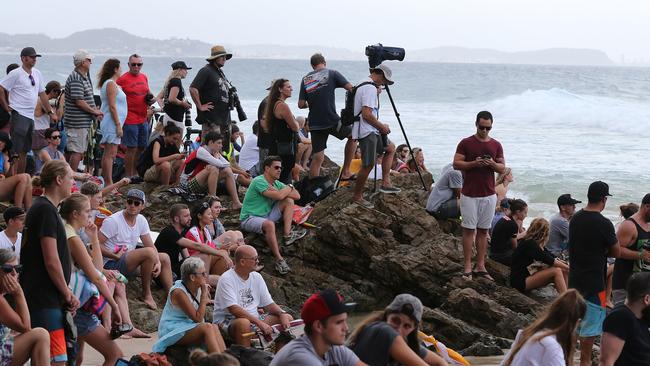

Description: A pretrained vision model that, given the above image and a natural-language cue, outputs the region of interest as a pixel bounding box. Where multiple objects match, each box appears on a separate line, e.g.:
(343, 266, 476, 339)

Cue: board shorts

(311, 124, 352, 154)
(31, 308, 68, 363)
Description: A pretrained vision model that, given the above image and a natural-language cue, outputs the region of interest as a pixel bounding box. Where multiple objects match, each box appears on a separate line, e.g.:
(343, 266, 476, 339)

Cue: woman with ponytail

(500, 289, 586, 366)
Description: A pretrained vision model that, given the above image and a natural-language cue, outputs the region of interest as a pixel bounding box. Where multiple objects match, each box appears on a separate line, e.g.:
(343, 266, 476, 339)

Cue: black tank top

(612, 218, 650, 290)
(270, 101, 294, 143)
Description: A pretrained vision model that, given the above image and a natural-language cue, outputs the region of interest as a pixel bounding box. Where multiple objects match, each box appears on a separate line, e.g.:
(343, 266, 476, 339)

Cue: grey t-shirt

(270, 335, 360, 366)
(547, 213, 569, 255)
(298, 68, 349, 130)
(426, 164, 463, 212)
(350, 321, 427, 366)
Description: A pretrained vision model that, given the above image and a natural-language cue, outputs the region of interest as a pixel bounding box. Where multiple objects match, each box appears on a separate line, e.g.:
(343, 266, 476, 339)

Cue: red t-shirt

(455, 135, 504, 197)
(116, 72, 149, 125)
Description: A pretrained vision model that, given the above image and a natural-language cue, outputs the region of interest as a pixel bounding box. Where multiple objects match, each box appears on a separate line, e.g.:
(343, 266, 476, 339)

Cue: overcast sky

(3, 0, 650, 61)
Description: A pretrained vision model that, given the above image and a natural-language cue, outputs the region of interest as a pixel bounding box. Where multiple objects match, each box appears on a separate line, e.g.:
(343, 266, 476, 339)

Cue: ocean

(2, 54, 649, 222)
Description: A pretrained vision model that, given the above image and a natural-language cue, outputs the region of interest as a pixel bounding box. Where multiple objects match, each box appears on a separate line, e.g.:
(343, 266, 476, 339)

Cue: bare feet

(126, 327, 151, 338)
(231, 203, 243, 210)
(142, 296, 158, 310)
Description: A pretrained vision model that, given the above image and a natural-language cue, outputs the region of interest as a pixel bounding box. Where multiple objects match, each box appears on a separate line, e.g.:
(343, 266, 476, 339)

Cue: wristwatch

(287, 184, 294, 190)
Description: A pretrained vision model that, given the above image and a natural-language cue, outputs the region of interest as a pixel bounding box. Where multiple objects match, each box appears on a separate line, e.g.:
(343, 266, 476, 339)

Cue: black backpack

(226, 345, 273, 366)
(340, 81, 376, 126)
(295, 175, 335, 206)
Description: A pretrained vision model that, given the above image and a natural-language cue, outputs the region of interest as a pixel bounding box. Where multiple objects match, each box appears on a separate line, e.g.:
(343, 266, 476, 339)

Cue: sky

(3, 0, 650, 62)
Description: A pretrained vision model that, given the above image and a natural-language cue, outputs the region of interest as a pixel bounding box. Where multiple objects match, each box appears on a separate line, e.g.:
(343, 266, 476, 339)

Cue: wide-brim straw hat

(206, 45, 232, 61)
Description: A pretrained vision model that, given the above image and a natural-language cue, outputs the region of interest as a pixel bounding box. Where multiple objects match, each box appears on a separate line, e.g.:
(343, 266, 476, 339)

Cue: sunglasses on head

(478, 125, 492, 131)
(130, 63, 143, 67)
(28, 74, 35, 86)
(126, 199, 142, 207)
(1, 264, 22, 274)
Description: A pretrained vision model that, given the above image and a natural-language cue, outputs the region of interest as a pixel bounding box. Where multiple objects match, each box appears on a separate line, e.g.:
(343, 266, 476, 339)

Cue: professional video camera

(365, 43, 405, 68)
(228, 86, 248, 122)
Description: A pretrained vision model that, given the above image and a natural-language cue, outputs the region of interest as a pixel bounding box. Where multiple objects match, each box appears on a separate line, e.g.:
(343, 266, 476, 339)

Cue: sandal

(339, 174, 357, 182)
(472, 271, 494, 281)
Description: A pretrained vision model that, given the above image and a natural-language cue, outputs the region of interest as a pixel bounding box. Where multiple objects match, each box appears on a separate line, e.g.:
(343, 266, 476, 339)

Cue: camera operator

(351, 64, 401, 209)
(190, 45, 236, 149)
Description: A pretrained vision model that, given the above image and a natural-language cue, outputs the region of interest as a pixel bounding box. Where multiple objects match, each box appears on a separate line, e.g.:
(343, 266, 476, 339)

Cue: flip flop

(339, 174, 357, 182)
(472, 271, 494, 281)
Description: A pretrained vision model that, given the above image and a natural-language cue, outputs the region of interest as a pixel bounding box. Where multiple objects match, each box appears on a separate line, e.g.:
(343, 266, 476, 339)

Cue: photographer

(351, 64, 401, 209)
(190, 45, 237, 149)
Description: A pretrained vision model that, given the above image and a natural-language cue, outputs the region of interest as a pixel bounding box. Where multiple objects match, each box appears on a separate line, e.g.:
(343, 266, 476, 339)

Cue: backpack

(225, 345, 273, 366)
(295, 175, 335, 206)
(339, 81, 376, 126)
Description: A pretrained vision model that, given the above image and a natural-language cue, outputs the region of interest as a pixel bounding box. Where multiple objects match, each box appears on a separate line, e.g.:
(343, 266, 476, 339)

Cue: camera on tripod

(228, 86, 248, 122)
(365, 43, 405, 68)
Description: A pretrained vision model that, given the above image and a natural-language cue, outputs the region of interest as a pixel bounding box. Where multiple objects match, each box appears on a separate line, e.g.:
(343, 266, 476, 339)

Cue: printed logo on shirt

(636, 238, 650, 272)
(239, 288, 254, 308)
(303, 69, 329, 94)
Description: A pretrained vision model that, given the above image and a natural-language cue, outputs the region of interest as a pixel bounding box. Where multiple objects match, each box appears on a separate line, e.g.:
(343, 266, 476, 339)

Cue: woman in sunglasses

(153, 256, 226, 354)
(34, 127, 65, 175)
(348, 294, 447, 366)
(32, 81, 63, 153)
(398, 148, 429, 175)
(0, 248, 51, 366)
(0, 131, 32, 209)
(185, 201, 233, 287)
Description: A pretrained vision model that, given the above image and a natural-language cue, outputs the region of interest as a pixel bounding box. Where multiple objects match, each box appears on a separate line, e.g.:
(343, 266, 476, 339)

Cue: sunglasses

(130, 63, 143, 67)
(28, 74, 35, 86)
(126, 199, 142, 207)
(50, 135, 61, 140)
(478, 125, 492, 131)
(272, 166, 282, 171)
(1, 264, 22, 274)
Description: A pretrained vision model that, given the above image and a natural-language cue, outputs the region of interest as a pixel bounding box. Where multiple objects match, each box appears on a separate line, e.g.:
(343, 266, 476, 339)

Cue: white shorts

(460, 194, 497, 230)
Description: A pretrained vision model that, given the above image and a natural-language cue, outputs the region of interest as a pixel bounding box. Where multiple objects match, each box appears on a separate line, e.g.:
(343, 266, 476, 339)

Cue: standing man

(569, 181, 620, 366)
(351, 64, 401, 208)
(547, 193, 582, 257)
(190, 45, 234, 144)
(64, 49, 102, 172)
(611, 193, 650, 306)
(117, 54, 153, 178)
(20, 160, 79, 365)
(600, 272, 650, 366)
(453, 111, 506, 281)
(0, 47, 58, 174)
(297, 53, 354, 179)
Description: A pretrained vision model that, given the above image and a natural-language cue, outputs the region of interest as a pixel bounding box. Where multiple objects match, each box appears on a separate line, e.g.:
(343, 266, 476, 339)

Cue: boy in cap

(99, 188, 173, 310)
(547, 193, 582, 257)
(0, 206, 25, 260)
(568, 181, 620, 366)
(270, 289, 363, 366)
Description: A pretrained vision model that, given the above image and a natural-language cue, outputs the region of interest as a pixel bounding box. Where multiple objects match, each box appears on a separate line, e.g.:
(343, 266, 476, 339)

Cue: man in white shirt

(0, 207, 25, 261)
(351, 64, 400, 209)
(0, 47, 58, 174)
(238, 121, 260, 177)
(98, 189, 173, 310)
(213, 244, 293, 346)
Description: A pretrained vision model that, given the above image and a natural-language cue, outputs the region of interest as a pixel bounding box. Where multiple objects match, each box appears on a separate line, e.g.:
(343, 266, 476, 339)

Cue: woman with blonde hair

(509, 218, 570, 294)
(500, 289, 586, 366)
(158, 61, 192, 134)
(495, 167, 513, 206)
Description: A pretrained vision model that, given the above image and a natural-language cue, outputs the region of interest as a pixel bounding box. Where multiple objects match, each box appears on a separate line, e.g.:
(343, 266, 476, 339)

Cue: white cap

(371, 64, 394, 85)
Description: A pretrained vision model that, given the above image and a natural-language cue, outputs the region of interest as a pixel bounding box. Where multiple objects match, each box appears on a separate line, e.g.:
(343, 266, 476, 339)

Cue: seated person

(547, 193, 581, 257)
(0, 207, 25, 260)
(80, 180, 148, 338)
(99, 189, 173, 310)
(490, 198, 510, 235)
(489, 198, 527, 266)
(0, 132, 32, 209)
(0, 249, 51, 366)
(212, 245, 293, 347)
(188, 350, 239, 366)
(206, 196, 244, 254)
(239, 156, 306, 274)
(271, 289, 362, 366)
(59, 193, 124, 365)
(180, 132, 242, 209)
(184, 201, 233, 286)
(230, 124, 244, 152)
(222, 127, 252, 188)
(238, 121, 260, 177)
(397, 147, 429, 174)
(392, 144, 408, 171)
(137, 124, 184, 186)
(348, 294, 447, 366)
(35, 128, 65, 175)
(510, 218, 569, 294)
(153, 257, 226, 354)
(425, 163, 462, 220)
(295, 116, 312, 170)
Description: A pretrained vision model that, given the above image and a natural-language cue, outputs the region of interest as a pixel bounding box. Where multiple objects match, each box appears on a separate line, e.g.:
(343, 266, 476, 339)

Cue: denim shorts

(240, 203, 282, 234)
(122, 122, 149, 148)
(73, 310, 100, 338)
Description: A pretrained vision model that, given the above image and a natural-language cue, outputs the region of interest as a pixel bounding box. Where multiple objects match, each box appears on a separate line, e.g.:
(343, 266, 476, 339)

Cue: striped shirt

(64, 69, 95, 129)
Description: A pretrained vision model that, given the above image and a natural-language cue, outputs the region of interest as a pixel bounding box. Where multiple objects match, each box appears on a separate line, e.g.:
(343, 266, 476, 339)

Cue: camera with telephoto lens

(365, 43, 406, 68)
(228, 86, 248, 122)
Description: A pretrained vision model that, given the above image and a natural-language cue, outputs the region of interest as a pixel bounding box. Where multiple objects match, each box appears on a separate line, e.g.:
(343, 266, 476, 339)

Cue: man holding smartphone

(453, 111, 506, 281)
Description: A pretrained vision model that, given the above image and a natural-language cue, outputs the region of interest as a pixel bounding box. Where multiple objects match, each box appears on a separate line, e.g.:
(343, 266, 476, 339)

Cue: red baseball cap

(301, 289, 356, 325)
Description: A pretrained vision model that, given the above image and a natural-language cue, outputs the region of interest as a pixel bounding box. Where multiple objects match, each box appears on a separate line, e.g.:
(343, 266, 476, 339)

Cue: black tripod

(384, 84, 428, 190)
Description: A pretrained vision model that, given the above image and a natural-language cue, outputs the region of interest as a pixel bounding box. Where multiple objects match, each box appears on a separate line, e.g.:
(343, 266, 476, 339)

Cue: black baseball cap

(587, 181, 612, 200)
(557, 194, 581, 206)
(171, 61, 191, 70)
(20, 47, 41, 58)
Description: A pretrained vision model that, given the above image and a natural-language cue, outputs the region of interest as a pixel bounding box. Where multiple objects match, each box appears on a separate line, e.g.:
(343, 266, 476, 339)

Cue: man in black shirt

(569, 180, 620, 366)
(600, 272, 650, 366)
(154, 203, 231, 285)
(20, 160, 79, 365)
